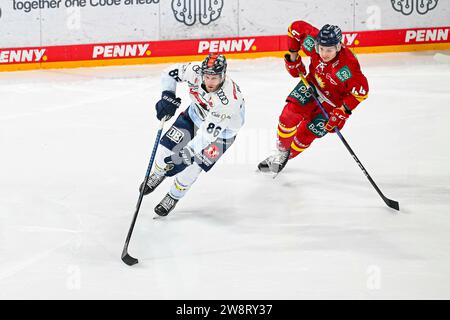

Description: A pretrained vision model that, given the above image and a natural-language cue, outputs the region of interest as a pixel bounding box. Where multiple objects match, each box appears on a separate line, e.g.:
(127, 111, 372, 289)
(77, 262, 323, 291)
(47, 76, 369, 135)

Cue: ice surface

(0, 51, 449, 299)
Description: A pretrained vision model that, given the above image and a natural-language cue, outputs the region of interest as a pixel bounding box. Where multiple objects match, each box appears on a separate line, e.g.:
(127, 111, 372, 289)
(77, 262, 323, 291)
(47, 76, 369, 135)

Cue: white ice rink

(1, 51, 449, 299)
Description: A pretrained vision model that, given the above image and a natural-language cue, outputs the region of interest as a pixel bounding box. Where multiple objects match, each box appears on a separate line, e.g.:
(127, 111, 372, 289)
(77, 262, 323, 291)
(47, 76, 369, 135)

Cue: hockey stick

(299, 74, 399, 211)
(121, 117, 167, 266)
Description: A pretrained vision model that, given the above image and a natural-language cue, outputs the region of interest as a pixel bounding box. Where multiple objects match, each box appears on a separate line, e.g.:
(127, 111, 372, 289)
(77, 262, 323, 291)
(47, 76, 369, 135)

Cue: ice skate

(154, 193, 179, 216)
(258, 149, 291, 175)
(139, 173, 166, 195)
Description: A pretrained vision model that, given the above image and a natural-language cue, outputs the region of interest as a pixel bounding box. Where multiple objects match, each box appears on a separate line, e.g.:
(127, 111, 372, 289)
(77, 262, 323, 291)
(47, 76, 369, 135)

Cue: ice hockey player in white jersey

(140, 53, 245, 216)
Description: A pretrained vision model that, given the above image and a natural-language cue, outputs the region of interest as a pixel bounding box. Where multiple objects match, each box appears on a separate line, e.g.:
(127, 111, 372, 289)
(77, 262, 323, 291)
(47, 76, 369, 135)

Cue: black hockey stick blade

(384, 197, 400, 211)
(121, 251, 139, 266)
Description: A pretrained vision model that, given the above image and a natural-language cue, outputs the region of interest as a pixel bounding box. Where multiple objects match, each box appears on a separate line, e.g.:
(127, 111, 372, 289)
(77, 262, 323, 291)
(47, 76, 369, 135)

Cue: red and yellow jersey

(287, 20, 369, 111)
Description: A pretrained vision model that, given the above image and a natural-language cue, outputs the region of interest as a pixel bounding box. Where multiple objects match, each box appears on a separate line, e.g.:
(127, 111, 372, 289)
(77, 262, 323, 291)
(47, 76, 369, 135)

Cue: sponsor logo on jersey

(307, 114, 327, 137)
(92, 44, 150, 59)
(166, 127, 184, 144)
(326, 73, 338, 85)
(336, 66, 353, 82)
(211, 111, 232, 120)
(289, 82, 312, 105)
(308, 122, 327, 137)
(198, 39, 256, 53)
(303, 35, 316, 52)
(216, 88, 229, 105)
(204, 145, 220, 159)
(405, 28, 448, 43)
(0, 49, 46, 64)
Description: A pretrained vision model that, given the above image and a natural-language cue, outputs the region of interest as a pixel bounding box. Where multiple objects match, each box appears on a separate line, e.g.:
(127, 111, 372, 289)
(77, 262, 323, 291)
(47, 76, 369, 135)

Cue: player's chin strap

(299, 73, 399, 211)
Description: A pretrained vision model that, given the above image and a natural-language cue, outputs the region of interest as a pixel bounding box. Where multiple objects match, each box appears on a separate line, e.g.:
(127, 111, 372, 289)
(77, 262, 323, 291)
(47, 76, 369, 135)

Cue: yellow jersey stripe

(278, 124, 297, 132)
(351, 93, 368, 102)
(291, 142, 306, 152)
(278, 129, 297, 138)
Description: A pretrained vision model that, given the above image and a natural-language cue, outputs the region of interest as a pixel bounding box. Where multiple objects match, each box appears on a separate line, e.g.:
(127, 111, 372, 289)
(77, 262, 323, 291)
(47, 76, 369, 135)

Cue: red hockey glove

(325, 108, 350, 132)
(284, 53, 306, 78)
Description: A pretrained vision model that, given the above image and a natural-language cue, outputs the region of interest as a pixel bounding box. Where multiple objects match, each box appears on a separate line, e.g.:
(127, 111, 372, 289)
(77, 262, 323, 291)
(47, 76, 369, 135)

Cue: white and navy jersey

(161, 62, 245, 155)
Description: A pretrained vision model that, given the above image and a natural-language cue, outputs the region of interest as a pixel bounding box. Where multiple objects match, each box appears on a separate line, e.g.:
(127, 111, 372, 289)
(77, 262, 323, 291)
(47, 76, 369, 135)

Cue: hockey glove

(284, 53, 306, 78)
(178, 147, 195, 166)
(163, 147, 195, 177)
(155, 90, 181, 121)
(325, 107, 350, 132)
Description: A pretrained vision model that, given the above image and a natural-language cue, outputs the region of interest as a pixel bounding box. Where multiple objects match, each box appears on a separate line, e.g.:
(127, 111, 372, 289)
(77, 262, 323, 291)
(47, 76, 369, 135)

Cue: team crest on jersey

(303, 35, 316, 52)
(316, 61, 327, 74)
(166, 127, 184, 144)
(336, 66, 353, 82)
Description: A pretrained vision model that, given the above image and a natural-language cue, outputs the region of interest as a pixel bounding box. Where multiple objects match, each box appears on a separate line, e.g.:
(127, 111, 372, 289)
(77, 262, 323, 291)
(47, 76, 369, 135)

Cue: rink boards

(1, 26, 449, 72)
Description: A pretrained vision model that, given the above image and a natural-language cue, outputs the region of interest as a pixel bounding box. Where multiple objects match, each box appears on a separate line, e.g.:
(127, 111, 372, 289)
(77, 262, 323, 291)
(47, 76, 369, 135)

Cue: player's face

(203, 74, 223, 92)
(318, 45, 338, 62)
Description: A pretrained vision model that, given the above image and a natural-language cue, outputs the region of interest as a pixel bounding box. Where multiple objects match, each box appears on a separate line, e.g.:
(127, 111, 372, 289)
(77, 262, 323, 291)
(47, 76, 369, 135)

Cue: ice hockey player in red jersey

(258, 21, 369, 174)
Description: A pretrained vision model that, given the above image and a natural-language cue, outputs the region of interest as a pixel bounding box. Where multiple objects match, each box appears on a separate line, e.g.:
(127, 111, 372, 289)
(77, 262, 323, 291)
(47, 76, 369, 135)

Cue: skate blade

(256, 168, 273, 175)
(256, 167, 281, 178)
(262, 164, 282, 178)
